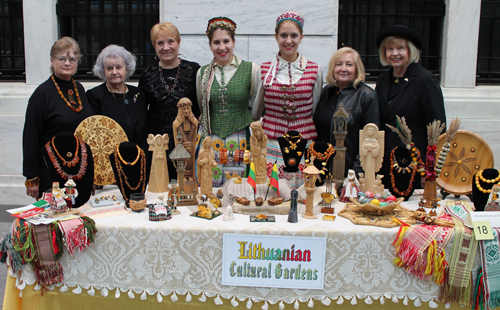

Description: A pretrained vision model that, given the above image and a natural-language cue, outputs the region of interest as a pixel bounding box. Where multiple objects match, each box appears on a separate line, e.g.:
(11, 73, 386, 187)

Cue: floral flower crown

(206, 17, 237, 35)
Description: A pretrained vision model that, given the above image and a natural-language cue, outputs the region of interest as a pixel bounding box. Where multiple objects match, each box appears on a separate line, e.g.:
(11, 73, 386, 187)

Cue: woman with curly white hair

(87, 44, 148, 150)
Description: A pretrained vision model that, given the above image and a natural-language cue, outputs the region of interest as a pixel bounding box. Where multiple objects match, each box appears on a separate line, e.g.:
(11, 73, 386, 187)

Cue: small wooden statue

(359, 123, 384, 194)
(148, 134, 170, 193)
(303, 161, 320, 219)
(172, 97, 198, 181)
(339, 169, 360, 203)
(250, 121, 268, 184)
(197, 136, 217, 196)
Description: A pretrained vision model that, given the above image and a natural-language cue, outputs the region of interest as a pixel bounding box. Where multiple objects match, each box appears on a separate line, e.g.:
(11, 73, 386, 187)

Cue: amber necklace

(116, 145, 141, 166)
(475, 170, 500, 193)
(45, 137, 88, 180)
(114, 148, 146, 201)
(389, 147, 417, 197)
(51, 136, 80, 167)
(307, 142, 335, 161)
(283, 132, 302, 154)
(51, 74, 83, 112)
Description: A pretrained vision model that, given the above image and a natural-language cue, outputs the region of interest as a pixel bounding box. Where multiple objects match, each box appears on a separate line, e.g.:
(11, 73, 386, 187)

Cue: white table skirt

(11, 187, 480, 308)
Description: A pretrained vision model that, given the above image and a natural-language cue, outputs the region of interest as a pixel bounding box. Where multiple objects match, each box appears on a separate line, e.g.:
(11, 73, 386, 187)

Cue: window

(477, 0, 500, 84)
(57, 0, 159, 80)
(338, 0, 445, 81)
(0, 0, 24, 81)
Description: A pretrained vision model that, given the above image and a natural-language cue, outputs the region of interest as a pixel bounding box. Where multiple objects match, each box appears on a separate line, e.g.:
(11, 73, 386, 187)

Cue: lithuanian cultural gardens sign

(222, 234, 327, 289)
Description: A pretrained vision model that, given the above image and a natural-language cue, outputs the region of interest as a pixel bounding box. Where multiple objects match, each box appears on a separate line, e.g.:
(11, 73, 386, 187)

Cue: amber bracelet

(219, 148, 228, 165)
(234, 150, 240, 164)
(239, 149, 244, 163)
(25, 176, 40, 188)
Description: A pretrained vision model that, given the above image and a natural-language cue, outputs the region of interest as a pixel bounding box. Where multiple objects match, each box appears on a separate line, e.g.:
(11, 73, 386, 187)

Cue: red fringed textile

(58, 218, 89, 255)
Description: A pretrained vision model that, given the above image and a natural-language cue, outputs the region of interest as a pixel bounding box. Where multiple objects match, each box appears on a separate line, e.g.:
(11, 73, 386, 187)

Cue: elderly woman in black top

(313, 47, 380, 177)
(375, 25, 446, 189)
(23, 37, 93, 199)
(139, 22, 200, 179)
(87, 44, 148, 151)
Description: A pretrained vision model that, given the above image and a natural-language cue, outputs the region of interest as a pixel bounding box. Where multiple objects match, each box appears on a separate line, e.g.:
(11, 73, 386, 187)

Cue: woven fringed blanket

(392, 213, 454, 284)
(32, 224, 64, 286)
(439, 200, 479, 306)
(474, 227, 500, 310)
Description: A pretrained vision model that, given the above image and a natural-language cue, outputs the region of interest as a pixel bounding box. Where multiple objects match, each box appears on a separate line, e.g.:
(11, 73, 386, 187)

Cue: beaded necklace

(306, 142, 335, 175)
(51, 74, 83, 112)
(389, 147, 417, 197)
(51, 136, 79, 167)
(45, 137, 88, 180)
(475, 170, 500, 194)
(158, 58, 181, 96)
(113, 147, 146, 201)
(106, 82, 128, 103)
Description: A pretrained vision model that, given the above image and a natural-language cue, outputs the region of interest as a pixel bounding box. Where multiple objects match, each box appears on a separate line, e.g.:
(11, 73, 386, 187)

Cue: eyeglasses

(55, 56, 78, 64)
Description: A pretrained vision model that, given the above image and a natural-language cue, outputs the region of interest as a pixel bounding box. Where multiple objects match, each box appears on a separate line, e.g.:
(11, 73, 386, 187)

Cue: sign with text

(465, 211, 500, 229)
(222, 234, 327, 290)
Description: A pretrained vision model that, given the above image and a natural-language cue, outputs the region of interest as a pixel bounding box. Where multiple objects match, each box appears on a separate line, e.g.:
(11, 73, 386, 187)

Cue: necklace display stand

(278, 131, 307, 173)
(389, 146, 416, 201)
(472, 168, 500, 211)
(109, 142, 147, 202)
(43, 133, 94, 208)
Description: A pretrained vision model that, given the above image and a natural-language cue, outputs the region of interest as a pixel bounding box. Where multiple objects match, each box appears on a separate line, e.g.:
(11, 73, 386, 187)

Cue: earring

(155, 55, 158, 60)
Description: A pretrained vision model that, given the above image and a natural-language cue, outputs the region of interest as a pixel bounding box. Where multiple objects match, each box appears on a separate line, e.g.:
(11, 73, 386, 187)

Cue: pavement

(0, 206, 24, 308)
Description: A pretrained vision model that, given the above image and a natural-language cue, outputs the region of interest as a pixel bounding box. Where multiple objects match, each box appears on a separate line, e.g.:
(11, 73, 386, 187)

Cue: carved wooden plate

(436, 130, 494, 195)
(75, 116, 128, 185)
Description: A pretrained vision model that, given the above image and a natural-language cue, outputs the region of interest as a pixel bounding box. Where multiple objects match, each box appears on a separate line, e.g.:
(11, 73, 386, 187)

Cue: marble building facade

(1, 0, 499, 205)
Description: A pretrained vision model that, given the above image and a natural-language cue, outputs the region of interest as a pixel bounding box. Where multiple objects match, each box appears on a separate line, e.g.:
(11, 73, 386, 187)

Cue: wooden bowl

(348, 197, 404, 215)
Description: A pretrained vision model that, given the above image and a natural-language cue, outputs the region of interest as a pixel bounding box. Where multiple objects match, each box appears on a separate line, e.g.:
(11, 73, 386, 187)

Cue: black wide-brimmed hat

(375, 25, 423, 50)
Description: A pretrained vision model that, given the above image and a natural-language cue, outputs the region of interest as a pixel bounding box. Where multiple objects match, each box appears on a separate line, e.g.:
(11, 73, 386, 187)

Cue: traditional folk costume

(253, 54, 323, 189)
(197, 55, 259, 187)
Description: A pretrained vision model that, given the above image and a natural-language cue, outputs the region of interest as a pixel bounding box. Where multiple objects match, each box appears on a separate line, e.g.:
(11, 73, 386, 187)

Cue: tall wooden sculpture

(250, 121, 268, 184)
(359, 123, 384, 194)
(332, 104, 349, 190)
(148, 134, 169, 193)
(172, 97, 198, 181)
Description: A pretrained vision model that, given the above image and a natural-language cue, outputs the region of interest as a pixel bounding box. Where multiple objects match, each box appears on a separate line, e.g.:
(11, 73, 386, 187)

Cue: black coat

(376, 62, 446, 187)
(314, 82, 380, 176)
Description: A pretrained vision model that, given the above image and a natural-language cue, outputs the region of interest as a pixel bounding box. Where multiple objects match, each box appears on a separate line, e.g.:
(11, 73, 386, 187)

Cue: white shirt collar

(277, 54, 306, 71)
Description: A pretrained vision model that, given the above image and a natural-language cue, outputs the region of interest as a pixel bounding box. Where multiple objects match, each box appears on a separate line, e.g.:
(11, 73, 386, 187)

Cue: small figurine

(288, 189, 298, 223)
(167, 180, 181, 215)
(154, 194, 170, 216)
(222, 205, 235, 222)
(303, 160, 320, 219)
(50, 182, 68, 213)
(64, 177, 78, 209)
(339, 169, 360, 203)
(486, 184, 500, 211)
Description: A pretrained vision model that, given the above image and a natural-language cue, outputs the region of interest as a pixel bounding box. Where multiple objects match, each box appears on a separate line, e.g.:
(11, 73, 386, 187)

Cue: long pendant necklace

(306, 142, 335, 175)
(51, 75, 83, 112)
(45, 137, 88, 180)
(106, 82, 128, 104)
(158, 58, 181, 96)
(389, 147, 417, 196)
(283, 132, 302, 154)
(114, 146, 146, 201)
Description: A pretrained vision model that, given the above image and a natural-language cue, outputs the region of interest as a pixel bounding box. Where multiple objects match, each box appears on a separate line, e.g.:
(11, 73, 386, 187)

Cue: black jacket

(376, 62, 446, 187)
(314, 82, 380, 176)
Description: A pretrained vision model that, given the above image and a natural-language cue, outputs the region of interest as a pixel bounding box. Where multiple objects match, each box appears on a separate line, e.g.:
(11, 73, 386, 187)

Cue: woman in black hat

(375, 25, 446, 190)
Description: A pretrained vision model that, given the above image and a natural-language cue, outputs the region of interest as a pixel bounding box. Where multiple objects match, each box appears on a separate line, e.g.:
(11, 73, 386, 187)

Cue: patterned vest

(260, 61, 319, 140)
(201, 60, 253, 139)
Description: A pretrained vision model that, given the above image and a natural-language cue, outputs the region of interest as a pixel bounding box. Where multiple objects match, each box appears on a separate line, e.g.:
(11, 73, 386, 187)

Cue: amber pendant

(297, 151, 302, 156)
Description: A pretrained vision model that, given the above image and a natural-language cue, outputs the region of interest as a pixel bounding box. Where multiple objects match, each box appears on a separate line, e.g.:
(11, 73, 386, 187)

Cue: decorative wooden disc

(436, 130, 494, 195)
(75, 116, 128, 185)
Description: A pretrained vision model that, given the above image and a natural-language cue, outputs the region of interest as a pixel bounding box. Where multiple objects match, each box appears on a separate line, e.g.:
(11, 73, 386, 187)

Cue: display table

(2, 188, 478, 310)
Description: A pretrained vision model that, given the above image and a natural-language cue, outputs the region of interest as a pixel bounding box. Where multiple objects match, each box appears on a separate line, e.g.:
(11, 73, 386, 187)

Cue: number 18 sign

(465, 211, 500, 240)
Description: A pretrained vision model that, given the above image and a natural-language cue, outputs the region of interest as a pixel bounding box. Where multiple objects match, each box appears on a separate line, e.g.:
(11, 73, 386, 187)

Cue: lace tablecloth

(12, 189, 479, 308)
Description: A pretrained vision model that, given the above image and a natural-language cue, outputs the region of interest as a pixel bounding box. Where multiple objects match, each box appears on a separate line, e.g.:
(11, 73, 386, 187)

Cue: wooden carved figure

(148, 133, 169, 193)
(172, 97, 198, 181)
(250, 121, 268, 184)
(359, 123, 384, 193)
(303, 161, 320, 219)
(197, 136, 217, 196)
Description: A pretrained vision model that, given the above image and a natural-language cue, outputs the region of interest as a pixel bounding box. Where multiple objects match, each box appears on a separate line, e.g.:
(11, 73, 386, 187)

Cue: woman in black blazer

(375, 25, 446, 190)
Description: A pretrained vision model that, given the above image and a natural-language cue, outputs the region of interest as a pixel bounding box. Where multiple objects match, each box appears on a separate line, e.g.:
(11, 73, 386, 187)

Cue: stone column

(440, 0, 481, 88)
(23, 0, 58, 85)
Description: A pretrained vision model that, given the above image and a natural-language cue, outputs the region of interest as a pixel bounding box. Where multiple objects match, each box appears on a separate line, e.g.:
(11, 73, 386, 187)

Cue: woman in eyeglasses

(22, 37, 93, 200)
